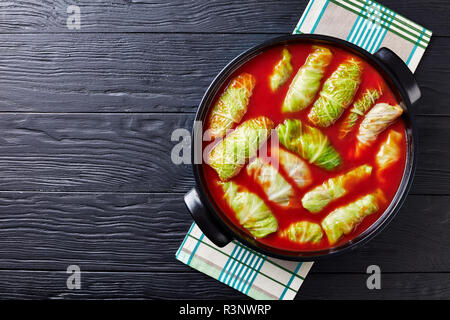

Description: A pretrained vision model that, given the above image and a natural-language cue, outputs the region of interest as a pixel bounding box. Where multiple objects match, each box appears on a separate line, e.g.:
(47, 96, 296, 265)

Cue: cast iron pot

(185, 34, 419, 261)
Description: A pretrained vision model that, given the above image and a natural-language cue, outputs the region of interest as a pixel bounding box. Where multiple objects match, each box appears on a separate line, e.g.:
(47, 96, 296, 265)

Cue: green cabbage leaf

(356, 103, 403, 149)
(321, 190, 384, 245)
(207, 73, 256, 140)
(302, 165, 372, 213)
(308, 58, 362, 127)
(247, 157, 294, 206)
(220, 181, 278, 238)
(208, 116, 274, 181)
(282, 46, 332, 113)
(276, 119, 341, 170)
(269, 48, 293, 92)
(339, 87, 381, 139)
(280, 221, 323, 244)
(274, 147, 313, 189)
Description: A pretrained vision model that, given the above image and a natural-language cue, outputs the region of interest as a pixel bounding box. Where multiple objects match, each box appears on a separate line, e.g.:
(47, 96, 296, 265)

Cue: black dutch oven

(184, 34, 420, 261)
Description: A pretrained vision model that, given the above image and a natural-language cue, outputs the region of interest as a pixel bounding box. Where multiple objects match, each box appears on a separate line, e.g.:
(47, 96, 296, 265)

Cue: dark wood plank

(0, 33, 269, 113)
(415, 116, 450, 194)
(0, 0, 446, 36)
(0, 113, 192, 192)
(0, 270, 243, 299)
(0, 113, 444, 194)
(414, 36, 450, 115)
(0, 33, 445, 115)
(0, 192, 448, 273)
(0, 192, 191, 271)
(0, 270, 448, 299)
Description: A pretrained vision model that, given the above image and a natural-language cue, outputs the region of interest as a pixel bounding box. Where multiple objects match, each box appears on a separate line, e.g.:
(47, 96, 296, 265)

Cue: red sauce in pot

(201, 43, 407, 252)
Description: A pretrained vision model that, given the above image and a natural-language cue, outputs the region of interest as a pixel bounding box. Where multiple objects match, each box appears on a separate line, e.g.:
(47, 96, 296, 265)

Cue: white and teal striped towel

(176, 0, 431, 300)
(294, 0, 431, 72)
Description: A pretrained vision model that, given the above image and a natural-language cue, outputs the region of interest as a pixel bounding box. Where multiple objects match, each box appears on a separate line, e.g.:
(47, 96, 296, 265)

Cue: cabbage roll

(207, 73, 256, 140)
(339, 87, 382, 139)
(276, 119, 341, 170)
(356, 103, 403, 156)
(280, 221, 323, 244)
(321, 190, 385, 245)
(282, 46, 332, 113)
(208, 116, 274, 181)
(308, 58, 362, 127)
(271, 147, 313, 189)
(269, 48, 293, 92)
(247, 157, 294, 206)
(376, 130, 403, 175)
(302, 165, 372, 213)
(220, 181, 278, 238)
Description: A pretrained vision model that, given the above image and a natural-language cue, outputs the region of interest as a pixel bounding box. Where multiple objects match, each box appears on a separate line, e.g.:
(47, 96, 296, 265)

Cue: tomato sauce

(201, 44, 407, 252)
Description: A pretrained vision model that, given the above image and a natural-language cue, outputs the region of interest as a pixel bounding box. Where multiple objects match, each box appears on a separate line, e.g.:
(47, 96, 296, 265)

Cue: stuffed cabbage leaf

(207, 73, 256, 140)
(208, 116, 274, 181)
(282, 46, 332, 113)
(321, 190, 385, 245)
(247, 157, 294, 207)
(302, 165, 372, 213)
(280, 221, 323, 244)
(276, 119, 341, 170)
(376, 130, 403, 180)
(271, 147, 313, 189)
(269, 48, 293, 92)
(220, 181, 278, 238)
(355, 103, 403, 157)
(308, 58, 362, 127)
(339, 87, 382, 139)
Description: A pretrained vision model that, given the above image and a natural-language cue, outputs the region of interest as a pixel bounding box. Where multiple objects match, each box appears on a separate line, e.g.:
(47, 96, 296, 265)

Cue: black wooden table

(0, 0, 448, 299)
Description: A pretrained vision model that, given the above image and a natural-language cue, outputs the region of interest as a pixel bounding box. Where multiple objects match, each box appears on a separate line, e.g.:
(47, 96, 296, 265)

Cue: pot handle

(374, 47, 421, 106)
(184, 188, 232, 247)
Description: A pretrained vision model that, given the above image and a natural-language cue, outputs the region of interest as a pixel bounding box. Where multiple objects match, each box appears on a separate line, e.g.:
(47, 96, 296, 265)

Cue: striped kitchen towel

(176, 223, 313, 300)
(294, 0, 432, 72)
(176, 0, 431, 300)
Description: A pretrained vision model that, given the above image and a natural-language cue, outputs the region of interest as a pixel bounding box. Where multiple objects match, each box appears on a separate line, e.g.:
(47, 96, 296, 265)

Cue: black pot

(185, 34, 419, 261)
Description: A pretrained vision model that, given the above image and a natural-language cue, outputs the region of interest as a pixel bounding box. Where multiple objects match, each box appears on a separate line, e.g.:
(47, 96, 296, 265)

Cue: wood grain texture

(0, 192, 448, 274)
(0, 33, 446, 115)
(298, 272, 450, 300)
(0, 113, 192, 192)
(0, 192, 191, 272)
(0, 270, 242, 300)
(0, 270, 449, 299)
(0, 0, 447, 300)
(0, 0, 447, 36)
(0, 33, 267, 113)
(0, 113, 444, 194)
